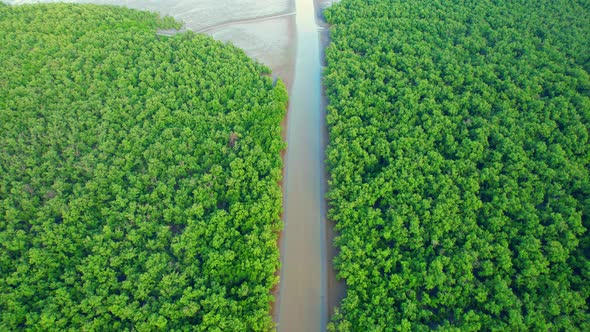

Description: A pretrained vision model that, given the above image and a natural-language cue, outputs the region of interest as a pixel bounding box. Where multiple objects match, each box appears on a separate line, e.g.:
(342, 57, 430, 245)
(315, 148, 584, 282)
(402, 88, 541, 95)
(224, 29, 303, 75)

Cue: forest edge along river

(4, 0, 345, 330)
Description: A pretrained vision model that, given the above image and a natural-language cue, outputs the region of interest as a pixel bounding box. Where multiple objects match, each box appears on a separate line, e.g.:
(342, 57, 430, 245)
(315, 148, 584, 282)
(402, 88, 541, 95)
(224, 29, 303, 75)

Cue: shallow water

(209, 16, 295, 87)
(275, 0, 327, 330)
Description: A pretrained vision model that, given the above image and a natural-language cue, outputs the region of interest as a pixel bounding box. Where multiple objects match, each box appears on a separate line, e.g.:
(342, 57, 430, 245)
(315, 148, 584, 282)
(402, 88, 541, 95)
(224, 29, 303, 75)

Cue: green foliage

(0, 4, 286, 331)
(324, 0, 590, 330)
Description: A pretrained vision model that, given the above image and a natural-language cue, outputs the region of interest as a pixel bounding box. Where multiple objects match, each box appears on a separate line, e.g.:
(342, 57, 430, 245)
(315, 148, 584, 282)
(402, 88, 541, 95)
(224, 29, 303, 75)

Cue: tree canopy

(324, 0, 590, 330)
(0, 4, 287, 331)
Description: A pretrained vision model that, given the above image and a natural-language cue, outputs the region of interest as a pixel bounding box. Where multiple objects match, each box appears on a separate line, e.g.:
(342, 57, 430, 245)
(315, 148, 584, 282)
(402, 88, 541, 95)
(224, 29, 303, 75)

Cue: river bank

(5, 0, 343, 329)
(315, 0, 347, 324)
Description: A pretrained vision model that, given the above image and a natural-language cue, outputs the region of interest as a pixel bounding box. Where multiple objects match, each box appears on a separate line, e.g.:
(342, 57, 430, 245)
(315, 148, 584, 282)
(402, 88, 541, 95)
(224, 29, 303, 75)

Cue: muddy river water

(276, 0, 325, 329)
(5, 0, 344, 330)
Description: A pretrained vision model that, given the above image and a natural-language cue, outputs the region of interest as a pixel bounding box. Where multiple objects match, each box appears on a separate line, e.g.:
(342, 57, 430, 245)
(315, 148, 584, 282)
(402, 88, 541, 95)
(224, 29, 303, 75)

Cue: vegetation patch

(324, 0, 590, 330)
(0, 4, 286, 331)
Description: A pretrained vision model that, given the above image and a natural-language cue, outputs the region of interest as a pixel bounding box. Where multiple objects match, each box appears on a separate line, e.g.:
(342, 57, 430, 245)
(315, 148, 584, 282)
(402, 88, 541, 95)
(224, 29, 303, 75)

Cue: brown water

(209, 16, 295, 87)
(275, 0, 328, 330)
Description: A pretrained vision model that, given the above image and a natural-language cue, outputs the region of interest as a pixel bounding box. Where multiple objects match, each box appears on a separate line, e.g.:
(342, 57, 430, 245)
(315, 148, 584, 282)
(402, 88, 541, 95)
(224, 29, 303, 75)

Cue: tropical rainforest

(0, 3, 287, 331)
(324, 0, 590, 330)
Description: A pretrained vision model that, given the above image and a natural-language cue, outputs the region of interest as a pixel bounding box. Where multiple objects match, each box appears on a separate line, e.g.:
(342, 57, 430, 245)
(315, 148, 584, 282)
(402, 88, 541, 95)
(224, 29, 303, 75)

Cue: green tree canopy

(0, 4, 286, 331)
(324, 0, 590, 330)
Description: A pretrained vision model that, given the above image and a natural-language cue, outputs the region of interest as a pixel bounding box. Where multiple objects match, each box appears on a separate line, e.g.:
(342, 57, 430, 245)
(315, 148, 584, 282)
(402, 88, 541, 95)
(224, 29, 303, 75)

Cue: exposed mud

(209, 16, 296, 88)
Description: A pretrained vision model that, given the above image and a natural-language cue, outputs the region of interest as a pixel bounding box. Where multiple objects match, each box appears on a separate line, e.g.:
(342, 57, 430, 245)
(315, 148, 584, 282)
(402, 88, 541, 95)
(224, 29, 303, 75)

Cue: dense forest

(0, 3, 287, 330)
(324, 0, 590, 330)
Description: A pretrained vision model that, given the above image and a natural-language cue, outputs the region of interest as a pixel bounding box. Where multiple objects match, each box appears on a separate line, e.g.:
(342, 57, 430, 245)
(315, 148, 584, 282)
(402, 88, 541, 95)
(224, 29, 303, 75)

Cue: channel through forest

(1, 0, 589, 331)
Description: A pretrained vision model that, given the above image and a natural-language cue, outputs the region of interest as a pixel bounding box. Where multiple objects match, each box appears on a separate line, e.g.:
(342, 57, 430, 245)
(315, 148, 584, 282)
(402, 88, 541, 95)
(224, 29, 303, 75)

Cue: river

(275, 0, 326, 329)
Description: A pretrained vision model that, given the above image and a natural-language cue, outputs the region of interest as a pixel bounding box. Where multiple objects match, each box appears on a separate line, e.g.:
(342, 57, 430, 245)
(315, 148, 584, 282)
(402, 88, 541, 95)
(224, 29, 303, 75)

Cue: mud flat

(209, 16, 295, 88)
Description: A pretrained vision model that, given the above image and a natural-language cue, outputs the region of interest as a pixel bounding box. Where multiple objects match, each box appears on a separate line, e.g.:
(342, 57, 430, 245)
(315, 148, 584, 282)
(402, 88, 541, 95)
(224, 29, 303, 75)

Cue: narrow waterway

(276, 0, 327, 330)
